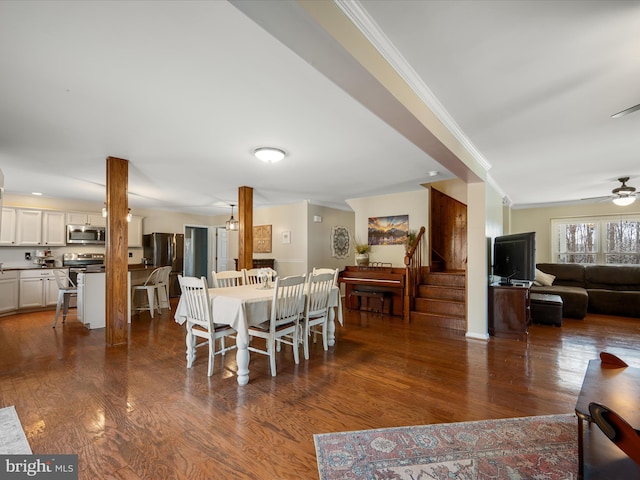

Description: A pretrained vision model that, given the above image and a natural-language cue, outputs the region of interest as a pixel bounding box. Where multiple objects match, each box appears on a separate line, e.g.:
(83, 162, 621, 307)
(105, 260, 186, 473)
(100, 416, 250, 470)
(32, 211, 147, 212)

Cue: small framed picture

(281, 230, 291, 244)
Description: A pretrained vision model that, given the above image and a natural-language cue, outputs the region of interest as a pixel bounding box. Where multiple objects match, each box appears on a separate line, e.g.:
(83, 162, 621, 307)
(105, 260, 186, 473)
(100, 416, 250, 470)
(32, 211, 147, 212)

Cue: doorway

(184, 226, 209, 280)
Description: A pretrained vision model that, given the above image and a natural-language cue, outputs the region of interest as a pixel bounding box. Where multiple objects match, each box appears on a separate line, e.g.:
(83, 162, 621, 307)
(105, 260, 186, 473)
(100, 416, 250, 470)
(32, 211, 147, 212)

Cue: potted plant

(353, 239, 370, 267)
(405, 229, 418, 253)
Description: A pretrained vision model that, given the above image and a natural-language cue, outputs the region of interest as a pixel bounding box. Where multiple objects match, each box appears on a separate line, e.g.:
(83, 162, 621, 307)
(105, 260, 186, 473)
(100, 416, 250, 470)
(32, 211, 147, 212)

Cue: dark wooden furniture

(575, 357, 640, 478)
(252, 258, 275, 269)
(349, 290, 390, 314)
(530, 292, 563, 326)
(338, 266, 405, 316)
(488, 283, 530, 340)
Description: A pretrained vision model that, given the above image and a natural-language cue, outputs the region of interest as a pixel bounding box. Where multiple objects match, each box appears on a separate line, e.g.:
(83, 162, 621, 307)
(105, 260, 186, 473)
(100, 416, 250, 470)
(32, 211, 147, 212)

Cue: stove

(63, 253, 105, 283)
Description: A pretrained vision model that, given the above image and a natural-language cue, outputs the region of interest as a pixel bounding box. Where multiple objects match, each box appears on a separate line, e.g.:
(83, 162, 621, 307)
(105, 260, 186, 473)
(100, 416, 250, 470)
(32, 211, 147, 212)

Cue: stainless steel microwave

(66, 225, 106, 244)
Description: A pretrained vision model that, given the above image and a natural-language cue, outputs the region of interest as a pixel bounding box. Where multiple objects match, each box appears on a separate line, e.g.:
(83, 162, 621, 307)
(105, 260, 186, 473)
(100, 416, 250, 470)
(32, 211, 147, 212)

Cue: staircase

(410, 269, 466, 331)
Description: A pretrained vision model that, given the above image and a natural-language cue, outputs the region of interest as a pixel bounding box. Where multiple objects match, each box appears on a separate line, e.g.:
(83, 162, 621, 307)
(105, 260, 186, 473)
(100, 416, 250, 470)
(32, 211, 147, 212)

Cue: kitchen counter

(1, 265, 65, 271)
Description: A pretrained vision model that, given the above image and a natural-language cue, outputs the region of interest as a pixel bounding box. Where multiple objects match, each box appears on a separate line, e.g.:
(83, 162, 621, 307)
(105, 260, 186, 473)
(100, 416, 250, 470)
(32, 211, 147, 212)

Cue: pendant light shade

(226, 204, 239, 231)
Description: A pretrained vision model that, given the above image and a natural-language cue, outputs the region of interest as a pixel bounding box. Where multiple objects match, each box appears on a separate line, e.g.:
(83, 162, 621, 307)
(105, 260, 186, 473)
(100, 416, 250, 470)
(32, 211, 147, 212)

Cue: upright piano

(338, 266, 405, 316)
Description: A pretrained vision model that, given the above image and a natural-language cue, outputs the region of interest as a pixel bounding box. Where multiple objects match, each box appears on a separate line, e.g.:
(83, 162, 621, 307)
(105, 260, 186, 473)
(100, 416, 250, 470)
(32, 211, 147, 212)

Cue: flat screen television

(492, 232, 536, 285)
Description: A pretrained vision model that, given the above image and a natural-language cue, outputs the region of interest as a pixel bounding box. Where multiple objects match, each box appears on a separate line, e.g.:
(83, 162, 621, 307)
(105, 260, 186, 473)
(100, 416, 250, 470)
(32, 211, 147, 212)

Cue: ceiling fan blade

(611, 103, 640, 118)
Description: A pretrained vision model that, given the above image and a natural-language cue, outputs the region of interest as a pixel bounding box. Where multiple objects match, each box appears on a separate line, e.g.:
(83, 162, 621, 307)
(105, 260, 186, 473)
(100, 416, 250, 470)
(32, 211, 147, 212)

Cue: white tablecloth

(174, 284, 342, 385)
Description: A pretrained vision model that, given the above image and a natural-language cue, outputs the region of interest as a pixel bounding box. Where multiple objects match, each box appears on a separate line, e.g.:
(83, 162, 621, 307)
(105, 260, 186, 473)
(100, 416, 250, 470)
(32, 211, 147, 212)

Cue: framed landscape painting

(368, 215, 408, 245)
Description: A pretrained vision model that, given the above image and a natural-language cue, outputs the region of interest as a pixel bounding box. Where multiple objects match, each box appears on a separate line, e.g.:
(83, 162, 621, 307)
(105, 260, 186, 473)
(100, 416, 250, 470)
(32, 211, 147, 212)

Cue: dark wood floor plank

(2, 303, 640, 479)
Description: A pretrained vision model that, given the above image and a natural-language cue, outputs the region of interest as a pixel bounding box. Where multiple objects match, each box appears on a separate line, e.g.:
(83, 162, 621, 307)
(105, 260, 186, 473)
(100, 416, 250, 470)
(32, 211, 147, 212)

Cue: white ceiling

(1, 0, 639, 216)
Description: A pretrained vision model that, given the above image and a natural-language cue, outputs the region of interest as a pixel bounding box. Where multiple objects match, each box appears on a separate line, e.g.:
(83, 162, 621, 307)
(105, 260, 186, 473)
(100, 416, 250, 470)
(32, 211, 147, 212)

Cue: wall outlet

(128, 252, 133, 258)
(24, 252, 31, 260)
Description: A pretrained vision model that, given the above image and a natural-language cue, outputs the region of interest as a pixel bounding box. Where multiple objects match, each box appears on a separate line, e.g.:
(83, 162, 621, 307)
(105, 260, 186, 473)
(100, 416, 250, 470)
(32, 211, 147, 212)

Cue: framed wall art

(253, 225, 272, 253)
(330, 226, 350, 259)
(368, 215, 408, 245)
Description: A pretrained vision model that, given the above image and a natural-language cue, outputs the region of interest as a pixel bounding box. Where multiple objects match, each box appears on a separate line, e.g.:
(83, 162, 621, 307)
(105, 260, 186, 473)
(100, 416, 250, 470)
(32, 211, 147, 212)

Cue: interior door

(216, 227, 228, 272)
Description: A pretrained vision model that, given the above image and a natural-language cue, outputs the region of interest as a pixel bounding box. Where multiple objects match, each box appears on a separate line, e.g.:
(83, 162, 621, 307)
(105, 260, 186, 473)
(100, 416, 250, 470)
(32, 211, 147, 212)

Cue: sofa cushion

(585, 265, 640, 291)
(530, 285, 589, 319)
(587, 289, 640, 318)
(534, 268, 556, 287)
(536, 263, 586, 288)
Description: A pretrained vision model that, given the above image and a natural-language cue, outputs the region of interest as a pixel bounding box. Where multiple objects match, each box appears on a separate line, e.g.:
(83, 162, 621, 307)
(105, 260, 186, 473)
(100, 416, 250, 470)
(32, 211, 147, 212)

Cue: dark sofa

(531, 263, 640, 319)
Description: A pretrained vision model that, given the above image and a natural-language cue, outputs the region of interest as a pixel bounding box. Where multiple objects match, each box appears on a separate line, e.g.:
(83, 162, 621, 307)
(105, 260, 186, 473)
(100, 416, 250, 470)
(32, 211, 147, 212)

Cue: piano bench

(349, 290, 391, 315)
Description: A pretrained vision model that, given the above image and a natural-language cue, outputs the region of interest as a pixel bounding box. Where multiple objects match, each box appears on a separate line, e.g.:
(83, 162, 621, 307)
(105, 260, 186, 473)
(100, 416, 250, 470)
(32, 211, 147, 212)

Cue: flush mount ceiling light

(254, 147, 286, 163)
(226, 204, 239, 231)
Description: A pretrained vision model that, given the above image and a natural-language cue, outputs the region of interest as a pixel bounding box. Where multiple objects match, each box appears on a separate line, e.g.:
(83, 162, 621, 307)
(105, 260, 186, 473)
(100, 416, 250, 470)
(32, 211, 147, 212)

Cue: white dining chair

(302, 272, 335, 360)
(212, 270, 245, 288)
(178, 275, 237, 376)
(52, 269, 78, 328)
(247, 274, 306, 376)
(132, 266, 170, 318)
(243, 268, 277, 286)
(312, 267, 339, 286)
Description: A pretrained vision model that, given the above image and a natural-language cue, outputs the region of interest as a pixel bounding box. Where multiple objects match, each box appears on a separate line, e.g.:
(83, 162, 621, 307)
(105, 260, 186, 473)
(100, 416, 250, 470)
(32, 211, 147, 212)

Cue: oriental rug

(0, 406, 32, 454)
(314, 414, 578, 480)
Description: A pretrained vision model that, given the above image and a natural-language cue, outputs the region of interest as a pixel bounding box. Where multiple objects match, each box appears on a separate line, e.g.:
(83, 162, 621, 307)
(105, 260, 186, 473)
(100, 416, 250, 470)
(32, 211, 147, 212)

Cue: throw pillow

(534, 268, 556, 287)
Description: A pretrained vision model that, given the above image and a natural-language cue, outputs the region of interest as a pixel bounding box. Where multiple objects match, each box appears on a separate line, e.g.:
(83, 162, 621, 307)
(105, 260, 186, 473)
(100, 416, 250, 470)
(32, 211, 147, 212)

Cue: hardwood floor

(1, 302, 639, 479)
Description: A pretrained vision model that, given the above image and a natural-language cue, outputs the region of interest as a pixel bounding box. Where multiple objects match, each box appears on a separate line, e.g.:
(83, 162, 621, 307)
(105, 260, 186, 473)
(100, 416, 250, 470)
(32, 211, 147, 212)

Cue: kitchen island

(78, 271, 132, 329)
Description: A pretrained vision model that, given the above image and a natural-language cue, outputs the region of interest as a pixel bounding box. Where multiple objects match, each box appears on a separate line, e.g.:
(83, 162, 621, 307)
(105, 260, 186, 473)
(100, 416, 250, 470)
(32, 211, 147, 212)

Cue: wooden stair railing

(403, 226, 426, 323)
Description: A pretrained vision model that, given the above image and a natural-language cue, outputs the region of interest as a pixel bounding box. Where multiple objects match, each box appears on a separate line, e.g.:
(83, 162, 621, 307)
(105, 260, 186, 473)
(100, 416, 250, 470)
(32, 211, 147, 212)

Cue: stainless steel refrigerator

(143, 233, 184, 297)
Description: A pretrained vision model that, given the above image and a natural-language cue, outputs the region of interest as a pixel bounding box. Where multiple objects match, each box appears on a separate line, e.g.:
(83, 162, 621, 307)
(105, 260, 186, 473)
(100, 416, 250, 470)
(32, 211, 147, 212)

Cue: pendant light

(226, 204, 239, 231)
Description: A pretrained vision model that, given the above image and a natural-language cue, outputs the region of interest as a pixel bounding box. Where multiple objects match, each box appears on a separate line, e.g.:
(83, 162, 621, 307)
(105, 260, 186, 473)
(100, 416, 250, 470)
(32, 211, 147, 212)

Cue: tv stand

(489, 283, 531, 340)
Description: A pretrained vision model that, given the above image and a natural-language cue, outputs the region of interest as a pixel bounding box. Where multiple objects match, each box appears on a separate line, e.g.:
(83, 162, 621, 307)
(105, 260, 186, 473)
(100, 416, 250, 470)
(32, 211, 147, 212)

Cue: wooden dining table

(174, 283, 343, 385)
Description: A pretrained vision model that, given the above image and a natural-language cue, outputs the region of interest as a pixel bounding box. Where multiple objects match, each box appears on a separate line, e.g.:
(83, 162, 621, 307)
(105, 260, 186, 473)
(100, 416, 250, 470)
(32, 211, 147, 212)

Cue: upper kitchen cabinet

(16, 209, 42, 245)
(67, 212, 106, 227)
(1, 208, 66, 246)
(128, 215, 143, 247)
(0, 207, 17, 245)
(42, 211, 66, 246)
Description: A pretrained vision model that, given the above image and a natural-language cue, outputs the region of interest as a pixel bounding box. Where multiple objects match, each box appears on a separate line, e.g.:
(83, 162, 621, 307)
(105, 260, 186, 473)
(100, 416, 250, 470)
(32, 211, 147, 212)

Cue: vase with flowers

(353, 239, 370, 267)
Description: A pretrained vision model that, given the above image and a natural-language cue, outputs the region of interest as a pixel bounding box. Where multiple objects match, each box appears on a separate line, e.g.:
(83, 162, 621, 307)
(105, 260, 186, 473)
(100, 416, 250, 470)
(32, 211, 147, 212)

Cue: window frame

(550, 213, 640, 265)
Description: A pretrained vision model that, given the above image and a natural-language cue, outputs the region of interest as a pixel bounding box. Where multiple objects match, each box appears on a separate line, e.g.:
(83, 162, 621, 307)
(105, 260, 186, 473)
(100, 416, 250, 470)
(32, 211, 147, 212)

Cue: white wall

(346, 189, 429, 268)
(307, 203, 355, 274)
(253, 202, 307, 277)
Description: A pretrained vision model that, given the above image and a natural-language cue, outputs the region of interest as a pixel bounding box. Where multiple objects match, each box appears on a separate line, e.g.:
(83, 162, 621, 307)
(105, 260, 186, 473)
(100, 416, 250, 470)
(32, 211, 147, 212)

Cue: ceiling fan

(611, 103, 640, 118)
(610, 177, 637, 206)
(581, 177, 637, 206)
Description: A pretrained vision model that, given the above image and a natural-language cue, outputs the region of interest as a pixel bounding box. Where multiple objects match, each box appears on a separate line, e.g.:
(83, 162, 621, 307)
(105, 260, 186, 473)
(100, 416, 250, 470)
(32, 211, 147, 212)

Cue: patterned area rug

(0, 406, 32, 454)
(314, 414, 577, 480)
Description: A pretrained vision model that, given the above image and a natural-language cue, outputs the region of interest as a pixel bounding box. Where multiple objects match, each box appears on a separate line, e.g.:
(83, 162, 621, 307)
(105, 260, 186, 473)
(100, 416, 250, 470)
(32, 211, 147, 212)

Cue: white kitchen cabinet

(42, 211, 66, 246)
(18, 268, 66, 308)
(16, 209, 42, 246)
(0, 207, 17, 245)
(67, 212, 105, 227)
(0, 270, 19, 314)
(128, 215, 143, 247)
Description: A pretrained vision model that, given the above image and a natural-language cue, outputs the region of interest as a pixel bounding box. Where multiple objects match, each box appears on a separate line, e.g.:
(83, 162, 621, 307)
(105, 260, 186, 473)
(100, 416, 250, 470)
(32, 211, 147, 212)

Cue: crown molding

(335, 0, 492, 173)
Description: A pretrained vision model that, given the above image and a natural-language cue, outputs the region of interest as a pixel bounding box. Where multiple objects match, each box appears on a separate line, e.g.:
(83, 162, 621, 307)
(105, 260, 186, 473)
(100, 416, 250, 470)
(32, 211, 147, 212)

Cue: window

(552, 214, 640, 265)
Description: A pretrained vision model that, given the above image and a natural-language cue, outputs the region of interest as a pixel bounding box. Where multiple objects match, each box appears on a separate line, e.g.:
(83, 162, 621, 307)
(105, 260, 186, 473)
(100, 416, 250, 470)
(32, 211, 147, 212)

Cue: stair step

(418, 284, 465, 302)
(425, 271, 465, 287)
(410, 311, 466, 331)
(414, 297, 465, 317)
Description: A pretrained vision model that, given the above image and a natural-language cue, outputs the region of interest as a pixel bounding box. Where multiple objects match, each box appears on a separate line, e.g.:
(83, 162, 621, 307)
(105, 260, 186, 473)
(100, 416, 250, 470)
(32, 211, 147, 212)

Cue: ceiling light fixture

(102, 203, 133, 222)
(226, 204, 239, 231)
(612, 196, 636, 206)
(611, 177, 636, 206)
(254, 147, 286, 163)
